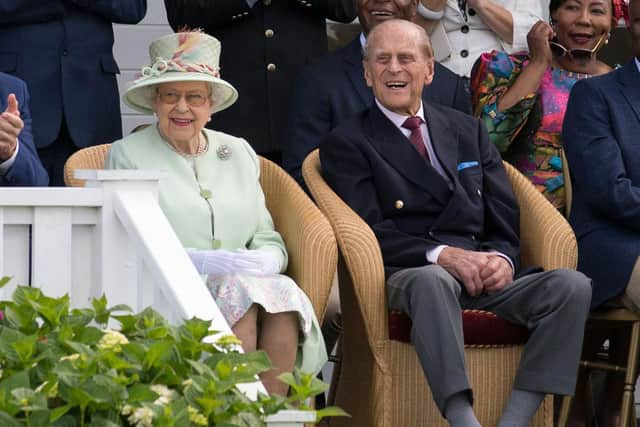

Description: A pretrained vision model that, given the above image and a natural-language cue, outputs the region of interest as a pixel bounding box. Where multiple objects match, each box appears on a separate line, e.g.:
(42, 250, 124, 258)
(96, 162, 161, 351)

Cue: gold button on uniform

(267, 63, 276, 72)
(394, 200, 404, 209)
(265, 29, 274, 38)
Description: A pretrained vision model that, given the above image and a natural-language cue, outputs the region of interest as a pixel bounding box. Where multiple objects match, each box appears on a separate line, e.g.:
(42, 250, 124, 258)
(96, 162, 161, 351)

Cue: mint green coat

(106, 125, 326, 374)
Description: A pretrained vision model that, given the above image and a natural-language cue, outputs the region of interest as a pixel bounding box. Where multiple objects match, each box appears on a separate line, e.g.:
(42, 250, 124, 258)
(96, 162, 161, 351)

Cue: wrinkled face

(152, 81, 212, 149)
(358, 0, 417, 34)
(551, 0, 613, 51)
(630, 0, 640, 58)
(363, 23, 434, 116)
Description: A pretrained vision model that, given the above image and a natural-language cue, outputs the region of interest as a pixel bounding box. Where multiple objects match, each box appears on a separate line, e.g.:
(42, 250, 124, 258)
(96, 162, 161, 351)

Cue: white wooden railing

(0, 170, 314, 426)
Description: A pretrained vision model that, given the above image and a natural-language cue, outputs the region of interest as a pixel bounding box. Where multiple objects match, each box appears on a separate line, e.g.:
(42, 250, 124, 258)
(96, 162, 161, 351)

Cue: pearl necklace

(156, 124, 209, 158)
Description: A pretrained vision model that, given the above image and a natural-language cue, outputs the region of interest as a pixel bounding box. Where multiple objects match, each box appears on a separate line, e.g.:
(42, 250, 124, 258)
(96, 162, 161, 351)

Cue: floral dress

(471, 50, 591, 212)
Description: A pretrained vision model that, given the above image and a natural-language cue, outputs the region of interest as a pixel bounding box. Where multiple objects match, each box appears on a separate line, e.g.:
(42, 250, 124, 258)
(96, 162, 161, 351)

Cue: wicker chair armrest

(302, 150, 388, 344)
(63, 143, 112, 187)
(259, 156, 337, 321)
(503, 161, 577, 271)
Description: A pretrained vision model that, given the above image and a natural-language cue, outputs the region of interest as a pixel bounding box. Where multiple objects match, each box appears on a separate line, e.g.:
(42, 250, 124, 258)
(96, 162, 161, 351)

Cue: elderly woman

(414, 0, 548, 77)
(471, 0, 621, 213)
(106, 31, 326, 395)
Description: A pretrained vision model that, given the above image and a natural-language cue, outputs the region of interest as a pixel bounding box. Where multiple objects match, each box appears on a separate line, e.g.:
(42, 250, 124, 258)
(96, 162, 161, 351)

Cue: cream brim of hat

(123, 71, 238, 115)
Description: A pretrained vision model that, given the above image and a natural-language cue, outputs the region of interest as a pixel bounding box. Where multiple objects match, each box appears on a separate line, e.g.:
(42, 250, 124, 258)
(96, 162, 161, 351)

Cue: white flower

(59, 353, 80, 362)
(97, 329, 129, 352)
(127, 406, 154, 427)
(121, 404, 134, 416)
(188, 406, 208, 426)
(150, 384, 174, 406)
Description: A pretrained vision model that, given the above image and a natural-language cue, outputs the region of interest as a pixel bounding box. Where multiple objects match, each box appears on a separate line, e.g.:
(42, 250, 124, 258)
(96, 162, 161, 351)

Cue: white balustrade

(0, 171, 313, 426)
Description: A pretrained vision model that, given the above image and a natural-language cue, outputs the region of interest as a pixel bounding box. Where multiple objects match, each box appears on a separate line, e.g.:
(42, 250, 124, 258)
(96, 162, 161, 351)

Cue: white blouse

(430, 0, 548, 77)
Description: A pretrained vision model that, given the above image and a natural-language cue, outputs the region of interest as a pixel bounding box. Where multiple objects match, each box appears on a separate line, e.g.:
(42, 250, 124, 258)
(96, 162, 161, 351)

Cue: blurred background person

(414, 0, 548, 77)
(163, 0, 358, 164)
(471, 0, 619, 213)
(563, 0, 639, 424)
(0, 1, 147, 186)
(0, 73, 48, 186)
(107, 31, 326, 395)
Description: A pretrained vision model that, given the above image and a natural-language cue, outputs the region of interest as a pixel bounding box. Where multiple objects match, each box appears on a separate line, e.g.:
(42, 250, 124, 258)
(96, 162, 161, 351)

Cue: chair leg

(327, 332, 343, 407)
(621, 322, 640, 427)
(557, 394, 573, 427)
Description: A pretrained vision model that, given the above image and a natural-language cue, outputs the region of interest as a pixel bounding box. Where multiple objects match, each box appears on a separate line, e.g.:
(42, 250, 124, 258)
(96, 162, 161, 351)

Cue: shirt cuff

(489, 251, 515, 274)
(0, 139, 19, 175)
(426, 245, 448, 264)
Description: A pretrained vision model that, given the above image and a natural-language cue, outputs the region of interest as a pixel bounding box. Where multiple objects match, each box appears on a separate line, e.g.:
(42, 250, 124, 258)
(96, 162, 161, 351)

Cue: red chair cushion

(389, 310, 529, 345)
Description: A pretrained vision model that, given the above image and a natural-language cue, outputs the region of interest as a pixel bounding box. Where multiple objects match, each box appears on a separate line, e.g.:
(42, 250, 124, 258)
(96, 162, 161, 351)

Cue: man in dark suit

(0, 1, 147, 186)
(0, 73, 48, 186)
(563, 0, 640, 312)
(164, 0, 357, 163)
(283, 0, 471, 187)
(321, 20, 591, 427)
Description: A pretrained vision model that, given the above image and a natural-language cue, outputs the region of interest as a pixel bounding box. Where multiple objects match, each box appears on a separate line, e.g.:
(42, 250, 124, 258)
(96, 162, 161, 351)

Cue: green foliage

(0, 278, 346, 426)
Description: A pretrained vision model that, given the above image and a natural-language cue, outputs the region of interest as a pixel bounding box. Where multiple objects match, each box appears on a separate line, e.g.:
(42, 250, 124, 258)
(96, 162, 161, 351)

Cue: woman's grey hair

(362, 20, 434, 61)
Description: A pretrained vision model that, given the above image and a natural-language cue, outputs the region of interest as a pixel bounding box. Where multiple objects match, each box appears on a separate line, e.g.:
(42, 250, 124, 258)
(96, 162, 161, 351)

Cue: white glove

(186, 249, 280, 276)
(233, 249, 281, 275)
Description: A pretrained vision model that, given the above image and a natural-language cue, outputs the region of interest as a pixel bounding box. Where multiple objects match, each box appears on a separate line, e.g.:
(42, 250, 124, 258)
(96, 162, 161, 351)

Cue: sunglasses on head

(549, 33, 607, 62)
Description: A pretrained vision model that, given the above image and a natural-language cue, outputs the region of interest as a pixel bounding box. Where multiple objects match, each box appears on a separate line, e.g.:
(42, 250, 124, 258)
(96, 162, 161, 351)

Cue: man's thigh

(387, 265, 462, 313)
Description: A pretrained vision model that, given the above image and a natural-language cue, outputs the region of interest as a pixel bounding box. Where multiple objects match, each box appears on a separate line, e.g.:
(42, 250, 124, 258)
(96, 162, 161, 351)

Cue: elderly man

(320, 19, 591, 427)
(0, 73, 48, 186)
(283, 0, 471, 188)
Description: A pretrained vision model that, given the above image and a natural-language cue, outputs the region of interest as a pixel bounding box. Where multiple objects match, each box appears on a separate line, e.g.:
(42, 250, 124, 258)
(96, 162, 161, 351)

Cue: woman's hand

(527, 20, 554, 67)
(186, 248, 281, 276)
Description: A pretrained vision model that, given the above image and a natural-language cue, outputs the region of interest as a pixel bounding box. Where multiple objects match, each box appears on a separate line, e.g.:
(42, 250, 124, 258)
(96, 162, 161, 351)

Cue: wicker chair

(63, 144, 337, 324)
(301, 149, 577, 427)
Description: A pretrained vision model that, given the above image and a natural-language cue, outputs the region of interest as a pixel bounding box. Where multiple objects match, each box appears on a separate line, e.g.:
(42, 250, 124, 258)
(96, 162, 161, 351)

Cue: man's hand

(437, 247, 491, 297)
(480, 254, 514, 294)
(0, 94, 23, 161)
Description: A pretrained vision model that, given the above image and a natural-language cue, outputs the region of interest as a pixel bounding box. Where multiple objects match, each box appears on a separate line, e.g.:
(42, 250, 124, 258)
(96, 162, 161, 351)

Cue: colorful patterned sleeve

(470, 50, 538, 153)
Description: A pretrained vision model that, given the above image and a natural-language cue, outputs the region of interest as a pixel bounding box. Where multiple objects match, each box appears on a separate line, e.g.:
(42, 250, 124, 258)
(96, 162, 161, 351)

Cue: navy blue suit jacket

(563, 60, 640, 308)
(320, 101, 519, 279)
(0, 72, 48, 186)
(284, 37, 472, 187)
(0, 1, 147, 148)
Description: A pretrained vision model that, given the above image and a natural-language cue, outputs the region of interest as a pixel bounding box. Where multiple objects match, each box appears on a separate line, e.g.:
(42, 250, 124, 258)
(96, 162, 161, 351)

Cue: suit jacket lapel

(366, 104, 451, 204)
(424, 103, 458, 183)
(618, 60, 640, 123)
(343, 37, 373, 107)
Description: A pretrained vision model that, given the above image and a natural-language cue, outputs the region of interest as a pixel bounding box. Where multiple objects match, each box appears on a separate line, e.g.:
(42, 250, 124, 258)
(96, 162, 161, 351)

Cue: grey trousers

(386, 265, 592, 413)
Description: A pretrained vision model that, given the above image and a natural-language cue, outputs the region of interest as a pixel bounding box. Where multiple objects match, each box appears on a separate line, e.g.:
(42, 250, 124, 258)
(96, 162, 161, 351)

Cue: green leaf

(59, 383, 92, 410)
(89, 416, 122, 427)
(107, 304, 132, 314)
(120, 342, 146, 364)
(0, 276, 12, 289)
(143, 340, 174, 369)
(180, 318, 213, 342)
(73, 326, 103, 346)
(31, 294, 69, 328)
(27, 409, 50, 427)
(11, 335, 37, 365)
(127, 384, 157, 403)
(49, 404, 73, 422)
(0, 410, 23, 427)
(92, 295, 109, 325)
(315, 406, 350, 421)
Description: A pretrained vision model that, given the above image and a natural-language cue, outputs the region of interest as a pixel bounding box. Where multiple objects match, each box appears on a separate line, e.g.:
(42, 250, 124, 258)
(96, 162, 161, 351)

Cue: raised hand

(0, 94, 24, 161)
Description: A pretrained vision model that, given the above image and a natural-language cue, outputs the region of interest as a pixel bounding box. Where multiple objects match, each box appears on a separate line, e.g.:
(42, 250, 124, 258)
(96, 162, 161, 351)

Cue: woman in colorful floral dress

(471, 0, 622, 213)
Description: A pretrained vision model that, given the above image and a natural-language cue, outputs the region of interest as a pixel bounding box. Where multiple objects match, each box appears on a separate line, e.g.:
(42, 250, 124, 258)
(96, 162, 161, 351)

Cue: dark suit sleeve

(164, 0, 249, 29)
(302, 0, 356, 23)
(283, 67, 332, 188)
(453, 76, 472, 115)
(70, 0, 147, 24)
(321, 132, 438, 269)
(0, 1, 65, 24)
(475, 119, 520, 268)
(563, 79, 640, 232)
(1, 81, 48, 186)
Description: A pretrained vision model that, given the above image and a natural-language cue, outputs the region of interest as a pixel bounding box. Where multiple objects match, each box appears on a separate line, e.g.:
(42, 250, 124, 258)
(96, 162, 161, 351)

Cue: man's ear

(363, 60, 374, 88)
(423, 58, 435, 86)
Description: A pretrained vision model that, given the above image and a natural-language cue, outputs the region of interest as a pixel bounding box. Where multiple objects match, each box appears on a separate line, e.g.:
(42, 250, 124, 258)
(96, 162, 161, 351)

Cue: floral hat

(124, 31, 238, 115)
